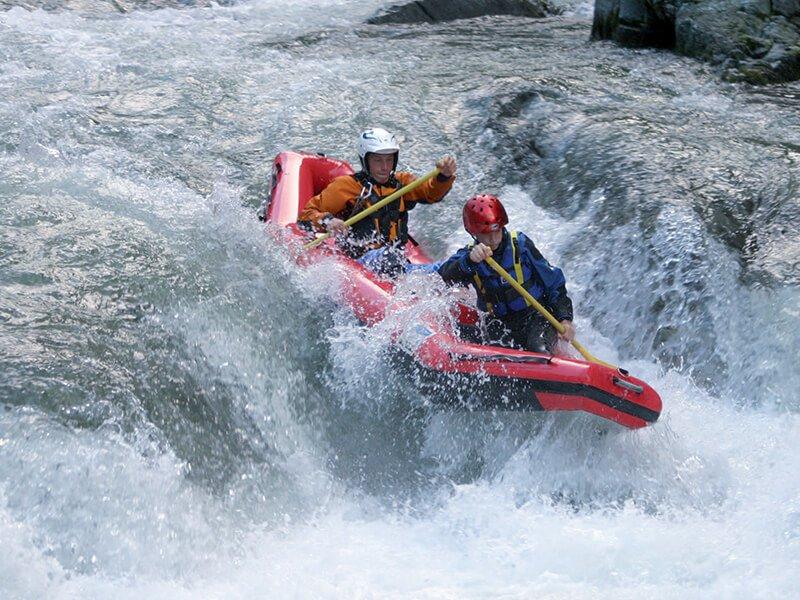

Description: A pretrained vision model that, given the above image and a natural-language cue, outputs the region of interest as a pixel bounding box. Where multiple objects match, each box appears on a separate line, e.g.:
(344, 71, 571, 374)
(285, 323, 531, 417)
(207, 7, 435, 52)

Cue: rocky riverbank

(367, 0, 799, 83)
(591, 0, 800, 83)
(367, 0, 557, 24)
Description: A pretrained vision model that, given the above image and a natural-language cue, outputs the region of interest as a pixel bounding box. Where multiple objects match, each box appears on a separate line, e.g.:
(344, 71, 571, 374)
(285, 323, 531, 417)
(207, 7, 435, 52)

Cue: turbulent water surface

(1, 0, 799, 597)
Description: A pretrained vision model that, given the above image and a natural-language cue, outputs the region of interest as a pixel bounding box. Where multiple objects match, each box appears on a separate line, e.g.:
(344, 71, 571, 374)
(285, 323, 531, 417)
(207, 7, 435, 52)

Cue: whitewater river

(2, 0, 799, 597)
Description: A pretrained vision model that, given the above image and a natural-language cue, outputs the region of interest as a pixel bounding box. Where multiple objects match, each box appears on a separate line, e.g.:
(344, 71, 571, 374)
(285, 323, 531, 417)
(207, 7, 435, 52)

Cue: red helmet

(462, 194, 508, 235)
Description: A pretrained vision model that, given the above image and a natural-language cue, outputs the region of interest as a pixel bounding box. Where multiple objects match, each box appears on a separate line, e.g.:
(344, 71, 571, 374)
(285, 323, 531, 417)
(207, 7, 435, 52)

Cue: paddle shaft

(484, 256, 617, 369)
(302, 167, 441, 251)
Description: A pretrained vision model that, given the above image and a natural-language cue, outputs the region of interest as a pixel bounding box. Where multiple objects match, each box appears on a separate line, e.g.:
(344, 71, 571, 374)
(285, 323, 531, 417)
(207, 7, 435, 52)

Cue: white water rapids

(1, 1, 799, 598)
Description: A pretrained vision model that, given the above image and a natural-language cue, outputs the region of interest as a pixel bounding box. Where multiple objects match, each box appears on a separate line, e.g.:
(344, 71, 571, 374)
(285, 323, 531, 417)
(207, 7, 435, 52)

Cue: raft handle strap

(613, 377, 643, 395)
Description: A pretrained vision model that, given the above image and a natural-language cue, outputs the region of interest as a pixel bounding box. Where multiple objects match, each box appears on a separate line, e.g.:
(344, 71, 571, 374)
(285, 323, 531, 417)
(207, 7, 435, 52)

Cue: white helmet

(358, 127, 399, 172)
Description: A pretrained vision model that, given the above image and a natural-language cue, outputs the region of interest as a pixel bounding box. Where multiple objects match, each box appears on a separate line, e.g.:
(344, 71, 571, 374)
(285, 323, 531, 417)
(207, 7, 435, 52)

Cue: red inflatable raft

(263, 151, 662, 429)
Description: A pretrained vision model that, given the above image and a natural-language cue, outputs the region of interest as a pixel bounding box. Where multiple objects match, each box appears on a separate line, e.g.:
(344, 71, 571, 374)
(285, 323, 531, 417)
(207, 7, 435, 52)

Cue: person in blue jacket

(437, 194, 576, 353)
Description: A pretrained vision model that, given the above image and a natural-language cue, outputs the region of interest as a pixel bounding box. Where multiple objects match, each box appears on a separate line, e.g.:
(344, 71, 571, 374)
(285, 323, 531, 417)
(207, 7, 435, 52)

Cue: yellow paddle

(302, 167, 441, 251)
(484, 256, 617, 369)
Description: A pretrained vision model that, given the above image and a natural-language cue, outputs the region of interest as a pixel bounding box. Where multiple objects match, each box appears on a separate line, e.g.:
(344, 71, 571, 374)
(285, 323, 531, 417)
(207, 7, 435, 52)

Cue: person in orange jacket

(299, 127, 456, 275)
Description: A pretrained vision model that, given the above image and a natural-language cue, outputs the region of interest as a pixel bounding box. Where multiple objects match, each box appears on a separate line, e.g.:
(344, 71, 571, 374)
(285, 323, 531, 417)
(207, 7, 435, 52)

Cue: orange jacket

(299, 171, 454, 250)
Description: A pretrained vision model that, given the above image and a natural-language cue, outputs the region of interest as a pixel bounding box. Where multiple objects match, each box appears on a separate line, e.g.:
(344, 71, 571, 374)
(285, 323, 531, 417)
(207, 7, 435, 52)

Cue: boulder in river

(592, 0, 800, 84)
(367, 0, 555, 25)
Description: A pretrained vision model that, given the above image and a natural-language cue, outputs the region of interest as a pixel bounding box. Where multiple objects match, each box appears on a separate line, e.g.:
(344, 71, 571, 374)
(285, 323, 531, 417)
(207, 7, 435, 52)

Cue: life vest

(471, 231, 545, 318)
(344, 172, 415, 254)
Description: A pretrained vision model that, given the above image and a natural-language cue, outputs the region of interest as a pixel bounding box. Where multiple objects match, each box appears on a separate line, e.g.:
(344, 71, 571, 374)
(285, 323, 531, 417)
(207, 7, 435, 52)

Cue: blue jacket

(438, 229, 573, 321)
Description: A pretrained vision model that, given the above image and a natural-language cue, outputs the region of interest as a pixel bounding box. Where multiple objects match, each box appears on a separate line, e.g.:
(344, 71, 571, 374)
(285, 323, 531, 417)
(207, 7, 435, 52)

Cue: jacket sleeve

(437, 246, 476, 286)
(298, 176, 360, 230)
(522, 235, 573, 322)
(396, 171, 454, 205)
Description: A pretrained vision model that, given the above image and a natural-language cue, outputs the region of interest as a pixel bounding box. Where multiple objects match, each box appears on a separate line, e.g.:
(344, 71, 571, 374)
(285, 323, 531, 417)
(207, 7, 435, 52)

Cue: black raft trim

(525, 377, 660, 423)
(404, 359, 659, 424)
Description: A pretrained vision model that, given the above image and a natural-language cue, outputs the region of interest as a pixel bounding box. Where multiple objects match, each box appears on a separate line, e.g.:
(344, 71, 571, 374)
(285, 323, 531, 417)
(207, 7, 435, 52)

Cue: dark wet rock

(367, 0, 554, 25)
(592, 0, 800, 84)
(774, 0, 800, 17)
(676, 1, 800, 83)
(591, 0, 677, 47)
